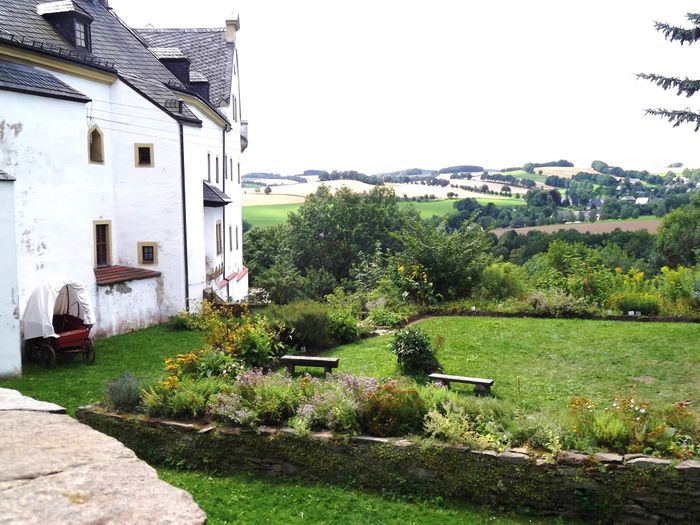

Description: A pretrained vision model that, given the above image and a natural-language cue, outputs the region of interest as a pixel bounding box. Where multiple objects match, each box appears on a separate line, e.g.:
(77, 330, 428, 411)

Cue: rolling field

(492, 218, 661, 237)
(244, 197, 526, 228)
(242, 179, 524, 206)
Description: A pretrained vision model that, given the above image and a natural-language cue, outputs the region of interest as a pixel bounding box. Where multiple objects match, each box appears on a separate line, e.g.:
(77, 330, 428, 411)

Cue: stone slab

(0, 409, 205, 524)
(0, 387, 66, 413)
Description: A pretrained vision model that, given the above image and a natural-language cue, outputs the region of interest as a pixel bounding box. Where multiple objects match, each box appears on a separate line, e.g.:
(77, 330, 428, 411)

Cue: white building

(0, 0, 248, 377)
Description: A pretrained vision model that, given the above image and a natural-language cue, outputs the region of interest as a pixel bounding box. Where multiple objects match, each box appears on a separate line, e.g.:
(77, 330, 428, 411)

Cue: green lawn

(244, 198, 526, 228)
(160, 469, 564, 525)
(0, 325, 204, 415)
(324, 317, 700, 414)
(598, 215, 656, 223)
(243, 203, 301, 228)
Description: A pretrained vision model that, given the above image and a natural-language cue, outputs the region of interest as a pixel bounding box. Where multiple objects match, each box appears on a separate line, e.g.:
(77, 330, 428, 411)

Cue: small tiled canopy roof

(203, 181, 232, 207)
(94, 265, 161, 286)
(0, 60, 90, 102)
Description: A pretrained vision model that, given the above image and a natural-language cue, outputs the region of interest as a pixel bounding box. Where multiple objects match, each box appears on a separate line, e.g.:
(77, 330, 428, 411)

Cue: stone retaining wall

(77, 406, 700, 524)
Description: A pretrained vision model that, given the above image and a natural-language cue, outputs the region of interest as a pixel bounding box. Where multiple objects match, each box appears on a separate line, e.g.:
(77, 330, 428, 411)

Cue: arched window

(88, 126, 104, 163)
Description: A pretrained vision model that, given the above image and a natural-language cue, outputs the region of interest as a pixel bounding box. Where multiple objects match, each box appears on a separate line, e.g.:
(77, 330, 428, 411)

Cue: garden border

(409, 310, 700, 325)
(77, 406, 700, 524)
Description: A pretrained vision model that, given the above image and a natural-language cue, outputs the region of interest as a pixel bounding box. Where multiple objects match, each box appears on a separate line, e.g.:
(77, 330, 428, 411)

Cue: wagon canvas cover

(23, 276, 96, 340)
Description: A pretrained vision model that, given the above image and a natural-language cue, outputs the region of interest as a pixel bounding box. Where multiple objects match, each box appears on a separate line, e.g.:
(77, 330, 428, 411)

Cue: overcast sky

(110, 0, 700, 175)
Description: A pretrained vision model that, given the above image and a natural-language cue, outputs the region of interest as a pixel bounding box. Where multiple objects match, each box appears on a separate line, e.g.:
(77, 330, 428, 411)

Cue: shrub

(141, 377, 228, 420)
(328, 309, 361, 344)
(208, 370, 299, 426)
(608, 292, 660, 316)
(105, 373, 141, 412)
(476, 262, 529, 301)
(526, 289, 599, 317)
(423, 400, 510, 451)
(264, 301, 334, 352)
(390, 327, 442, 376)
(361, 381, 426, 437)
(290, 374, 380, 434)
(166, 310, 206, 331)
(206, 312, 285, 368)
(366, 305, 408, 327)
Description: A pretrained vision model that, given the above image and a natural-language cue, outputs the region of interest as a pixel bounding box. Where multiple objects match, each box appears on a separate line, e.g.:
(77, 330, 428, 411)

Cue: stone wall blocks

(676, 459, 700, 478)
(497, 451, 530, 465)
(627, 457, 672, 468)
(556, 450, 590, 465)
(593, 452, 624, 464)
(76, 409, 700, 524)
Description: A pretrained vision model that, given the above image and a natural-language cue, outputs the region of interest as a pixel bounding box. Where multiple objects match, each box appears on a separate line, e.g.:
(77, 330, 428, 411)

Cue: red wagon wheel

(82, 339, 96, 365)
(38, 343, 56, 369)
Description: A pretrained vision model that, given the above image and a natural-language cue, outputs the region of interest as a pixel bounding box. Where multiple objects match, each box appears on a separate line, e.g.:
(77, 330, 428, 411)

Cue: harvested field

(492, 219, 661, 237)
(242, 179, 519, 206)
(535, 166, 597, 178)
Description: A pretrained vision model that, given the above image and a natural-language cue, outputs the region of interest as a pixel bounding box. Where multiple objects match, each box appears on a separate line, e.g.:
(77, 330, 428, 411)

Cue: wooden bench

(281, 355, 339, 376)
(428, 373, 494, 396)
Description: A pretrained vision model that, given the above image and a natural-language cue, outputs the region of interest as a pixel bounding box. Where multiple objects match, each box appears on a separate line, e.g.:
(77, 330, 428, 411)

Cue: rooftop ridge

(137, 28, 225, 33)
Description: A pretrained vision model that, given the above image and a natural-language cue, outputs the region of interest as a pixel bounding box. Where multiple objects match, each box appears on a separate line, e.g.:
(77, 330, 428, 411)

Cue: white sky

(110, 0, 700, 174)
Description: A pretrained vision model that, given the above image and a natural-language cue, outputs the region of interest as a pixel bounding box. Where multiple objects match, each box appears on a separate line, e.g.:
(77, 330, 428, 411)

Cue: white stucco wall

(0, 179, 21, 378)
(92, 277, 168, 338)
(1, 72, 189, 342)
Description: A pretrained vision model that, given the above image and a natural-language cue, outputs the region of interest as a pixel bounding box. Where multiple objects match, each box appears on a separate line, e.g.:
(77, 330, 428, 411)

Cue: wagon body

(23, 277, 96, 369)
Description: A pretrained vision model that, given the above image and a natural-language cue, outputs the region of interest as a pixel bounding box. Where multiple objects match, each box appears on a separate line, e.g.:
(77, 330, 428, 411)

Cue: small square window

(137, 242, 158, 265)
(134, 144, 154, 167)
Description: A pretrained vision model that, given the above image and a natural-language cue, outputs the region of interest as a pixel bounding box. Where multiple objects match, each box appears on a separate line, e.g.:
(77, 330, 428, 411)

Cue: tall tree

(638, 13, 700, 130)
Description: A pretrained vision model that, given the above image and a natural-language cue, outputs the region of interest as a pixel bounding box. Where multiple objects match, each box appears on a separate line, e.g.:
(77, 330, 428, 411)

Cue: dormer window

(37, 1, 93, 52)
(75, 20, 88, 49)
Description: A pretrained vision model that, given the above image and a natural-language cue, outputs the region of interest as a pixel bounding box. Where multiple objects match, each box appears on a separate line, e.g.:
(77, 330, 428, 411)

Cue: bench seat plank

(428, 373, 493, 386)
(281, 355, 339, 375)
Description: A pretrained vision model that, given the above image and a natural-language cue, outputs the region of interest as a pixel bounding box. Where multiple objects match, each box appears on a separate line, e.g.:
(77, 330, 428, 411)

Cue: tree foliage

(639, 12, 700, 130)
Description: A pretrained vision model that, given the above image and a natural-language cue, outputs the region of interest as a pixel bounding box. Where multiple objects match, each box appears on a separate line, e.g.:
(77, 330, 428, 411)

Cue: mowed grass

(160, 469, 564, 525)
(244, 197, 525, 228)
(243, 203, 300, 228)
(0, 325, 204, 415)
(324, 317, 700, 414)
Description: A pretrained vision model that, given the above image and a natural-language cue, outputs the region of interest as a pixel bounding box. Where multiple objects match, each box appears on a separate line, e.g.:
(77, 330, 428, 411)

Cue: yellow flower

(162, 375, 179, 390)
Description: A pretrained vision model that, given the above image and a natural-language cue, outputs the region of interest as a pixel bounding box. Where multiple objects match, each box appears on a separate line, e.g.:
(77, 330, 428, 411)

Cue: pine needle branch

(644, 108, 700, 131)
(637, 73, 700, 97)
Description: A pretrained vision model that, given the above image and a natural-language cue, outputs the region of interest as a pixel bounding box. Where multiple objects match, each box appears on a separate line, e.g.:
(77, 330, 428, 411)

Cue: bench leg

(324, 366, 332, 376)
(474, 384, 491, 397)
(286, 364, 295, 376)
(434, 379, 450, 389)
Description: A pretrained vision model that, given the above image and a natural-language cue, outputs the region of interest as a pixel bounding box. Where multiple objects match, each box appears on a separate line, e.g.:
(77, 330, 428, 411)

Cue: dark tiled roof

(136, 28, 234, 107)
(0, 169, 17, 181)
(94, 265, 161, 286)
(0, 0, 202, 122)
(0, 59, 90, 102)
(203, 180, 232, 207)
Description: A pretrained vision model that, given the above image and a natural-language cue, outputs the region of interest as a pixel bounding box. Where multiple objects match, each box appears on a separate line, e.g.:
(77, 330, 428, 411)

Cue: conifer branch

(637, 73, 700, 97)
(653, 20, 700, 44)
(644, 108, 700, 131)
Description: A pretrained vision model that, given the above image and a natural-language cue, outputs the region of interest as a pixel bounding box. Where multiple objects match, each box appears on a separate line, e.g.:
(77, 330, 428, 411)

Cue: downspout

(222, 129, 229, 299)
(179, 122, 190, 310)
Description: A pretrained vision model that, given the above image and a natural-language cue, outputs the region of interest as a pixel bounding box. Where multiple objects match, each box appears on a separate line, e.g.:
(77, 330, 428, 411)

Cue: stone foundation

(77, 406, 700, 524)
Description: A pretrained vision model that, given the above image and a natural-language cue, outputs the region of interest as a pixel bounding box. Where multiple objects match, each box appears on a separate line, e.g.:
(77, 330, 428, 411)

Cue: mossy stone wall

(77, 407, 700, 524)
